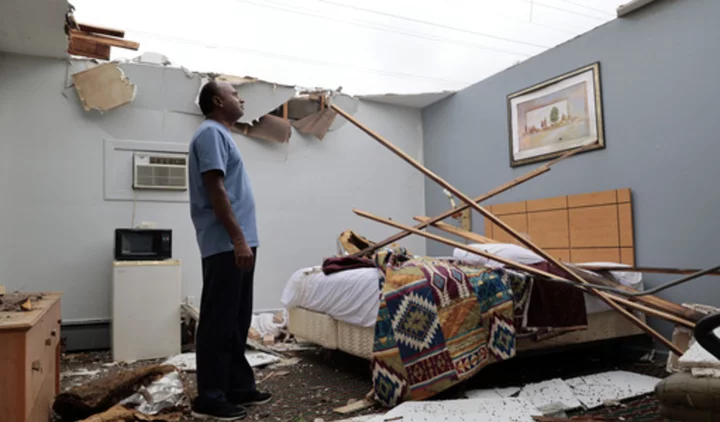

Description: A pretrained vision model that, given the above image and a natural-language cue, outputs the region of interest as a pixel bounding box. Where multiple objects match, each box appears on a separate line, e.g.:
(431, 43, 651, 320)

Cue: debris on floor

(161, 351, 281, 372)
(564, 371, 660, 409)
(53, 364, 180, 421)
(463, 370, 660, 418)
(369, 398, 543, 422)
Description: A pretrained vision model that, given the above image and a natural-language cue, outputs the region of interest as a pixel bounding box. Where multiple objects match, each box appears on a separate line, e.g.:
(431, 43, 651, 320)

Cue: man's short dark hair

(199, 80, 221, 116)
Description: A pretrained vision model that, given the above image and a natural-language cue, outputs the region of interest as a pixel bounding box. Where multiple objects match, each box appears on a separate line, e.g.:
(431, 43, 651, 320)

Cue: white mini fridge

(112, 260, 182, 362)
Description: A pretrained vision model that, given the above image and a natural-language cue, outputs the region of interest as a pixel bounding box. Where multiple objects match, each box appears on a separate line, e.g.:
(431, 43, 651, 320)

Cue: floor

(58, 340, 670, 421)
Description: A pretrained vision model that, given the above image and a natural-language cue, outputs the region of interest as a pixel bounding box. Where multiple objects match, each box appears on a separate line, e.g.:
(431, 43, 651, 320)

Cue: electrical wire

(318, 0, 554, 49)
(537, 264, 720, 297)
(234, 0, 539, 57)
(125, 29, 473, 86)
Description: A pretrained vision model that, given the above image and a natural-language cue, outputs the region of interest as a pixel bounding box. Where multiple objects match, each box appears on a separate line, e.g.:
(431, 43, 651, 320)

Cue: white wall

(0, 52, 426, 323)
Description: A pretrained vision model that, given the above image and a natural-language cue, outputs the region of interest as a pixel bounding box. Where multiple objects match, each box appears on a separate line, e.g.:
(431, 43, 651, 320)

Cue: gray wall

(422, 0, 720, 344)
(0, 53, 426, 349)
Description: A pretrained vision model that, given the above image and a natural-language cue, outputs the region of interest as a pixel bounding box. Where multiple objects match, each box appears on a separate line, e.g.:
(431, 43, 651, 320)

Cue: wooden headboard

(484, 189, 635, 265)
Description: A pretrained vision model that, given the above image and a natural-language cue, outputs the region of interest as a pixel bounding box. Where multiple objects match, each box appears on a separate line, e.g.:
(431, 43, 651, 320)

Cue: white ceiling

(0, 0, 69, 58)
(358, 91, 456, 109)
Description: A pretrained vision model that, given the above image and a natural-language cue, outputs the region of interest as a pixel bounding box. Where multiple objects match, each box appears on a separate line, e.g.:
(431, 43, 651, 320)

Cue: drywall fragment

(517, 378, 583, 414)
(132, 52, 171, 66)
(679, 327, 720, 369)
(368, 398, 542, 422)
(233, 115, 292, 143)
(293, 108, 337, 140)
(162, 351, 280, 371)
(565, 370, 660, 409)
(72, 63, 137, 112)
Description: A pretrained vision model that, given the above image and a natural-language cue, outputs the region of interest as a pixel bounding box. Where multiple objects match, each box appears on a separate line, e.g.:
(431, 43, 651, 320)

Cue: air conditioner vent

(133, 152, 188, 191)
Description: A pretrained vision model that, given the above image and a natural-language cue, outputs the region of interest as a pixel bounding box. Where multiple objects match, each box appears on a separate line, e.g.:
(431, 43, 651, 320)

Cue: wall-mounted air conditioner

(132, 152, 188, 191)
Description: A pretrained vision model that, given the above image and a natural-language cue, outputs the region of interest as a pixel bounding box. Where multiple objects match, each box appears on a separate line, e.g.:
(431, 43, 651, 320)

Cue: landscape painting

(507, 63, 604, 167)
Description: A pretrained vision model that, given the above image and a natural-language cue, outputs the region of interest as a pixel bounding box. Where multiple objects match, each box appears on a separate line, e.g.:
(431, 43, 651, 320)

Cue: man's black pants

(196, 247, 257, 404)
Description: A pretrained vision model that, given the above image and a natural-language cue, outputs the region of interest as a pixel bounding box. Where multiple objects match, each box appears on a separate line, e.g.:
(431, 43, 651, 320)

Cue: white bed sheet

(280, 266, 380, 327)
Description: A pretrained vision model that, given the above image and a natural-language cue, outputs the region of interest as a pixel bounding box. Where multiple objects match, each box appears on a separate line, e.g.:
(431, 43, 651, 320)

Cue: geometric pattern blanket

(370, 248, 525, 407)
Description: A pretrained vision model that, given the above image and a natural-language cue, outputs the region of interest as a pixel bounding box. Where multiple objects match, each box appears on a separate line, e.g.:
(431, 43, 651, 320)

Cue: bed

(283, 188, 647, 361)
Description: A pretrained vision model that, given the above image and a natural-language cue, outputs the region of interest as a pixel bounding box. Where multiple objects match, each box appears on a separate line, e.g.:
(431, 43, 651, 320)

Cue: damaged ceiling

(0, 0, 70, 58)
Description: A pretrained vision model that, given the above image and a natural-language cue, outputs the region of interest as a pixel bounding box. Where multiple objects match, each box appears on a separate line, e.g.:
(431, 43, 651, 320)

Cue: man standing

(188, 80, 271, 420)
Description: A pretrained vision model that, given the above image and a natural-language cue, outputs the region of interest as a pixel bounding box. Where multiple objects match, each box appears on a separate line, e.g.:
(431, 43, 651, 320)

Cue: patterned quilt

(370, 248, 531, 407)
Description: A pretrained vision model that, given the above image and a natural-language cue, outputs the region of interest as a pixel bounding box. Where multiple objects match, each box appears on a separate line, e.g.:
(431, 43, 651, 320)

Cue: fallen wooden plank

(351, 143, 593, 258)
(334, 399, 374, 415)
(577, 264, 720, 277)
(413, 216, 495, 244)
(413, 217, 703, 325)
(353, 208, 685, 355)
(70, 30, 140, 50)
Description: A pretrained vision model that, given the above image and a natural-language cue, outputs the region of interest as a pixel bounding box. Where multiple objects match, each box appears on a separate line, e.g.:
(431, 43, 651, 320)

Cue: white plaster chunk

(565, 370, 660, 409)
(132, 52, 171, 66)
(367, 398, 542, 422)
(517, 378, 583, 414)
(679, 327, 720, 369)
(162, 351, 280, 372)
(72, 63, 137, 112)
(465, 386, 520, 400)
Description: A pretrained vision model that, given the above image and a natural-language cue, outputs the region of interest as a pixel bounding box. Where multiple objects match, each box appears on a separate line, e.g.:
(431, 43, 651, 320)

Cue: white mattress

(280, 256, 644, 328)
(280, 266, 381, 327)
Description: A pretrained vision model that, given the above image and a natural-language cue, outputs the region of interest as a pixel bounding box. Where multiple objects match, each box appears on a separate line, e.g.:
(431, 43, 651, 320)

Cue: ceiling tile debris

(72, 63, 137, 112)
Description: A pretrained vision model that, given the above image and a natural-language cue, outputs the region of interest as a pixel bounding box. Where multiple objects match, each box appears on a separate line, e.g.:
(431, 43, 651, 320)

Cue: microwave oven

(114, 228, 172, 261)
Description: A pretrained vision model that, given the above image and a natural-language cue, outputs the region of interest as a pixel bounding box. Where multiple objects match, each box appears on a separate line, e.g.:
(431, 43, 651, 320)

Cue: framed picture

(507, 62, 605, 167)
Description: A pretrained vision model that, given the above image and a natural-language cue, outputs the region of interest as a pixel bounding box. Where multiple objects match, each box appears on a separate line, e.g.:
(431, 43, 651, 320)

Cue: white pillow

(453, 243, 544, 268)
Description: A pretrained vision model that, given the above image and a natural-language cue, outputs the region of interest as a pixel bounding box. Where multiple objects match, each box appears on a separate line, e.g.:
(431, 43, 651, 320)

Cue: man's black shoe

(229, 390, 272, 406)
(191, 399, 247, 420)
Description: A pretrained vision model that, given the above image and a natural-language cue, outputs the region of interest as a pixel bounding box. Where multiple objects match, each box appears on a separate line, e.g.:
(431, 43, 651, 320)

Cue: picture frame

(507, 62, 605, 167)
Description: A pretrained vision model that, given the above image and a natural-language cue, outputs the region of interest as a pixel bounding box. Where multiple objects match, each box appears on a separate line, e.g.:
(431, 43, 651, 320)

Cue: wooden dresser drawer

(0, 293, 62, 422)
(25, 300, 61, 419)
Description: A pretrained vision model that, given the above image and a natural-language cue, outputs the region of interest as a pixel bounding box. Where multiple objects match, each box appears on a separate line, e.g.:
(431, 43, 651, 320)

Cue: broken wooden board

(72, 63, 137, 112)
(0, 285, 5, 296)
(333, 399, 374, 415)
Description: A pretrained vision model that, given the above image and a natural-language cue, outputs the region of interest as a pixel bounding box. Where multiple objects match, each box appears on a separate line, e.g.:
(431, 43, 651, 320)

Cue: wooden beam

(413, 216, 495, 244)
(68, 36, 111, 60)
(76, 23, 125, 38)
(350, 144, 591, 258)
(70, 30, 139, 51)
(354, 209, 689, 354)
(565, 264, 707, 323)
(576, 264, 720, 277)
(420, 218, 705, 324)
(332, 103, 682, 355)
